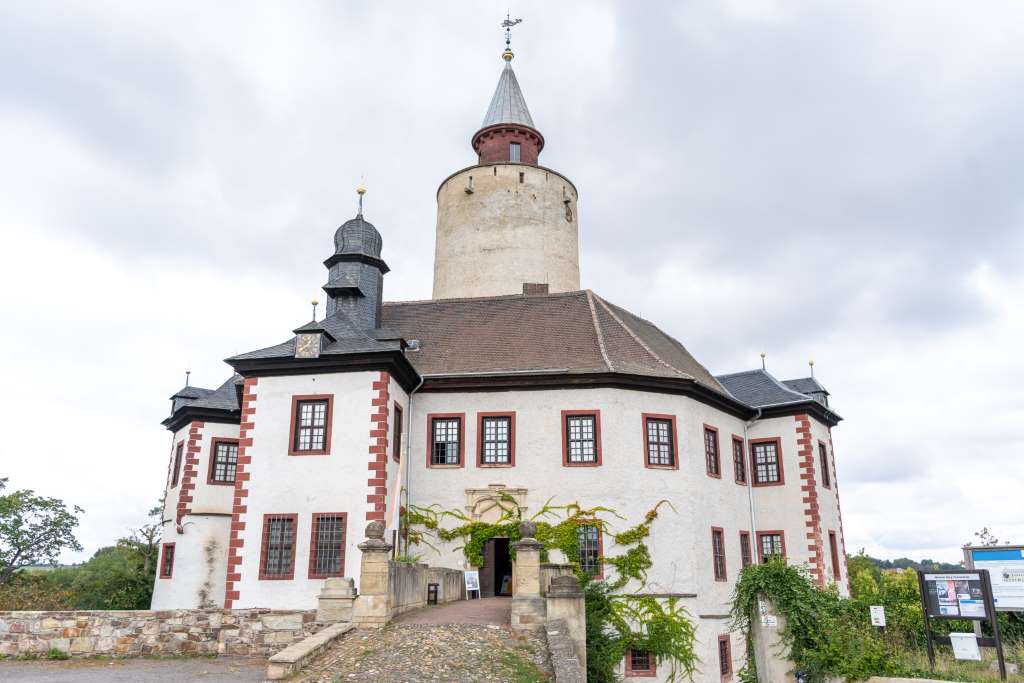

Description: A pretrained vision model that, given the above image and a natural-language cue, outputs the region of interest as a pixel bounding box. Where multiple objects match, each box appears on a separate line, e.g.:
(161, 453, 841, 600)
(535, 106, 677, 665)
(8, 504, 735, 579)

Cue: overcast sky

(2, 1, 1022, 565)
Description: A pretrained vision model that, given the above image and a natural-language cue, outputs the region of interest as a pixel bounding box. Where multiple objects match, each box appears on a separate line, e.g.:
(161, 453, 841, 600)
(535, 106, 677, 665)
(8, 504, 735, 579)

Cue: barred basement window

(752, 440, 781, 484)
(171, 443, 183, 487)
(733, 437, 746, 484)
(293, 399, 329, 452)
(719, 635, 733, 679)
(159, 543, 175, 578)
(577, 525, 601, 576)
(712, 528, 727, 581)
(431, 417, 462, 465)
(819, 442, 831, 488)
(509, 142, 521, 162)
(565, 414, 598, 464)
(480, 415, 512, 465)
(628, 648, 655, 676)
(704, 426, 720, 476)
(210, 440, 238, 484)
(260, 514, 297, 579)
(739, 531, 752, 568)
(309, 513, 346, 579)
(758, 532, 784, 563)
(645, 417, 675, 466)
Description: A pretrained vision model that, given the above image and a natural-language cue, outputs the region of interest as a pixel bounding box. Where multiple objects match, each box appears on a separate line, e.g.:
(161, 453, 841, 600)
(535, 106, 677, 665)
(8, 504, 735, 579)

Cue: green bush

(45, 648, 69, 660)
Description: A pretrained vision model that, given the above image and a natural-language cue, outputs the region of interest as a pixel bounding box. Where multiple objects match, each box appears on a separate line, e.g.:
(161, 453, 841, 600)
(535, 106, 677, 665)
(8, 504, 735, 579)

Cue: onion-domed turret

(333, 215, 383, 258)
(323, 187, 389, 329)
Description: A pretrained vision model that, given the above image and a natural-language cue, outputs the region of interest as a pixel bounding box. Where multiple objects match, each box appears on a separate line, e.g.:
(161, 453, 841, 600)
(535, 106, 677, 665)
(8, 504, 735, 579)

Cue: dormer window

(509, 142, 521, 162)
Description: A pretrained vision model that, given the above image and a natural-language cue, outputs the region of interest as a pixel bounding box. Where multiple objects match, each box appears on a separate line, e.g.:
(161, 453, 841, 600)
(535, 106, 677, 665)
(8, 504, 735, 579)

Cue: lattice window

(261, 515, 296, 578)
(704, 427, 720, 476)
(294, 400, 328, 452)
(759, 533, 784, 562)
(752, 441, 781, 484)
(819, 442, 831, 488)
(733, 437, 746, 483)
(431, 417, 461, 465)
(311, 514, 346, 578)
(211, 441, 238, 483)
(566, 415, 597, 463)
(712, 528, 727, 581)
(630, 649, 654, 674)
(577, 524, 601, 575)
(481, 416, 511, 464)
(645, 418, 674, 466)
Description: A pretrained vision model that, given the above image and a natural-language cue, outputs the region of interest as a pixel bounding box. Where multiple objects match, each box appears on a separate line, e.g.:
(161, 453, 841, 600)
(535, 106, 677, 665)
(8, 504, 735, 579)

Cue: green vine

(404, 494, 699, 682)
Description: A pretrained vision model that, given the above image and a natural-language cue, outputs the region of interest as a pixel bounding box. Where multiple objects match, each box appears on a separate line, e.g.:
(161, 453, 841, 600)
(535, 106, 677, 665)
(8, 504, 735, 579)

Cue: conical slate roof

(481, 62, 535, 129)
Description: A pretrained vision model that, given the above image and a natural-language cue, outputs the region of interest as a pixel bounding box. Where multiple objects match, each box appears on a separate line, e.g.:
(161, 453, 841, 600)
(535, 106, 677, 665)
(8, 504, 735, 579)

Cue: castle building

(153, 42, 847, 681)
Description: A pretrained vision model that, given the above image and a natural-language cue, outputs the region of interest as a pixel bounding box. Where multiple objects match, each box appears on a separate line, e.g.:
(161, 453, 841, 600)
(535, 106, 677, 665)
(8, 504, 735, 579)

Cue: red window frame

(818, 440, 831, 489)
(704, 425, 721, 478)
(732, 435, 747, 485)
(258, 513, 299, 580)
(477, 411, 516, 467)
(739, 531, 752, 568)
(308, 512, 348, 579)
(642, 413, 678, 469)
(711, 527, 727, 581)
(749, 437, 785, 486)
(625, 648, 656, 677)
(828, 530, 841, 581)
(756, 530, 787, 563)
(392, 403, 404, 463)
(562, 410, 602, 467)
(718, 634, 733, 680)
(170, 442, 184, 487)
(287, 394, 334, 456)
(159, 542, 175, 579)
(207, 437, 240, 485)
(425, 413, 466, 468)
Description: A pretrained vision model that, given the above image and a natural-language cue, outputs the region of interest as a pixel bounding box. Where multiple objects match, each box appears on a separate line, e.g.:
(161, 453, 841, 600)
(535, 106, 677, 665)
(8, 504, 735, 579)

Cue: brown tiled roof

(380, 290, 726, 393)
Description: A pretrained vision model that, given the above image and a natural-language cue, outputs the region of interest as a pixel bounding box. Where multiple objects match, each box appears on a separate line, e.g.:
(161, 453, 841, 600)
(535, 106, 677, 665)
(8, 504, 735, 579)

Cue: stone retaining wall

(388, 562, 464, 617)
(0, 609, 319, 658)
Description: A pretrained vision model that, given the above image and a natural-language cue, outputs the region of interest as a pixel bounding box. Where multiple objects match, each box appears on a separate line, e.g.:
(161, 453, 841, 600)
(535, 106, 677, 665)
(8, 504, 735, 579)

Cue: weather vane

(502, 12, 522, 50)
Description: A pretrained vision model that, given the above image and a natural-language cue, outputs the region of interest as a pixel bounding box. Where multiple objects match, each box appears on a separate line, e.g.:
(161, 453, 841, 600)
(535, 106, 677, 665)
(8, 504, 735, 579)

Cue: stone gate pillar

(352, 521, 393, 628)
(511, 520, 547, 630)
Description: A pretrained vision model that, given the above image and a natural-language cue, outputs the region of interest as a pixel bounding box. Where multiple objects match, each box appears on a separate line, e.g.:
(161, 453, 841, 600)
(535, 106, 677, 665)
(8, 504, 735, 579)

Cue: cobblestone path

(293, 623, 552, 682)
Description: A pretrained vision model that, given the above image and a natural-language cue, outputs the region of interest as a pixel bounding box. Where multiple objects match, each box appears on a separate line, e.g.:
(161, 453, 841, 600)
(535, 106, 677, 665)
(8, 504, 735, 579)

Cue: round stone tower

(432, 48, 580, 300)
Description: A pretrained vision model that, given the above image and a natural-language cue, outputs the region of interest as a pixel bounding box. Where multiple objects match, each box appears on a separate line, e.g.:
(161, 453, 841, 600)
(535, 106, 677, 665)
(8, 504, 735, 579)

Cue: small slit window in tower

(509, 142, 521, 162)
(519, 172, 524, 184)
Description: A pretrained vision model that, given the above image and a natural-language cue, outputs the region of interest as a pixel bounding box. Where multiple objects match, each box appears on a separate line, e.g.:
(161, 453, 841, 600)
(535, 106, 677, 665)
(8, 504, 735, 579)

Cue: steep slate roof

(227, 310, 402, 363)
(163, 375, 243, 430)
(380, 290, 727, 393)
(481, 62, 535, 129)
(782, 377, 828, 396)
(716, 369, 819, 408)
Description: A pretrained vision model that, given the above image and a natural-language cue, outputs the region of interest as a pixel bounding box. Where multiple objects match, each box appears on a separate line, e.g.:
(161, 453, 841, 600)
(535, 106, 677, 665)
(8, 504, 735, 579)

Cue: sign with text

(950, 633, 982, 661)
(922, 573, 988, 619)
(966, 546, 1024, 611)
(870, 605, 886, 627)
(464, 570, 480, 596)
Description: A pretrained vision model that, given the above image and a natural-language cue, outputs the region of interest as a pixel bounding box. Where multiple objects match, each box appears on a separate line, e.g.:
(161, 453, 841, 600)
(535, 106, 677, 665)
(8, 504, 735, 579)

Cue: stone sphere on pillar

(518, 520, 538, 539)
(365, 521, 385, 540)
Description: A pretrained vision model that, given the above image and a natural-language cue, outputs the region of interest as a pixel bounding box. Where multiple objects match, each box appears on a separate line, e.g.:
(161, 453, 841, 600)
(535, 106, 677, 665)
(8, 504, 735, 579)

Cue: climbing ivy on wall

(404, 493, 699, 682)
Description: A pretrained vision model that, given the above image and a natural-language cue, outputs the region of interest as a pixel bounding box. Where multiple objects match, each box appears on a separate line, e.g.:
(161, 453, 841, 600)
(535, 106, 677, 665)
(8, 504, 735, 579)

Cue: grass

(892, 642, 1024, 683)
(497, 650, 549, 683)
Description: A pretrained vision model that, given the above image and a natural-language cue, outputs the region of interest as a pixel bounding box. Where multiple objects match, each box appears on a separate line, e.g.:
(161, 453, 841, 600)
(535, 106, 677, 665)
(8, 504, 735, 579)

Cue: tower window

(733, 437, 746, 484)
(209, 438, 239, 484)
(159, 543, 175, 579)
(393, 404, 403, 463)
(712, 527, 727, 581)
(739, 531, 752, 568)
(509, 142, 521, 162)
(819, 442, 831, 488)
(644, 415, 675, 467)
(289, 395, 333, 455)
(577, 524, 601, 576)
(170, 443, 183, 487)
(519, 171, 525, 183)
(757, 532, 786, 563)
(719, 635, 733, 679)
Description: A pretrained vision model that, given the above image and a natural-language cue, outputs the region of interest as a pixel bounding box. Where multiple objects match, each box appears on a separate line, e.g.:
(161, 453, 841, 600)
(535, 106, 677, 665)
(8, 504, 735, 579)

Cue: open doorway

(480, 538, 512, 597)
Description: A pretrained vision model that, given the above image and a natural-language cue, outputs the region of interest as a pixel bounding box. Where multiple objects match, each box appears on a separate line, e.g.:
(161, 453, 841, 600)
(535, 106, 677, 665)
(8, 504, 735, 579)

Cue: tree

(973, 527, 1000, 547)
(68, 545, 152, 610)
(0, 478, 83, 583)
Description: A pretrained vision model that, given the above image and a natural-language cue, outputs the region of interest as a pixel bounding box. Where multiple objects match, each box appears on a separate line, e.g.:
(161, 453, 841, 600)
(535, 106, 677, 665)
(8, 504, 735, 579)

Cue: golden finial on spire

(501, 13, 521, 61)
(356, 181, 366, 216)
(760, 352, 767, 370)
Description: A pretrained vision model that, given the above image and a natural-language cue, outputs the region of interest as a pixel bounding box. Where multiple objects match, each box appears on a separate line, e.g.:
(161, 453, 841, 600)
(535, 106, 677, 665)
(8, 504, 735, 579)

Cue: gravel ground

(294, 623, 553, 683)
(0, 657, 266, 682)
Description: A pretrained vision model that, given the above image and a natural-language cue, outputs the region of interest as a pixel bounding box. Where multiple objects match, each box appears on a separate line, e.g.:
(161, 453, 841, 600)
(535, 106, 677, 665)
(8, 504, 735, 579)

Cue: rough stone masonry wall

(0, 609, 318, 658)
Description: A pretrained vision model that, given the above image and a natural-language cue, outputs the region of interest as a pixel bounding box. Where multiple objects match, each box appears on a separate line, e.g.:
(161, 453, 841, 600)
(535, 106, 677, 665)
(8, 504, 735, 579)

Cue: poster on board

(967, 547, 1024, 611)
(464, 570, 480, 596)
(922, 573, 988, 619)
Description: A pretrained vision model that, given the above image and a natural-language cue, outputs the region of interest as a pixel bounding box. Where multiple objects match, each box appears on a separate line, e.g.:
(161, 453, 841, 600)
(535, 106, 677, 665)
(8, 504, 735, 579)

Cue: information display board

(965, 546, 1024, 611)
(464, 570, 480, 598)
(922, 573, 988, 619)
